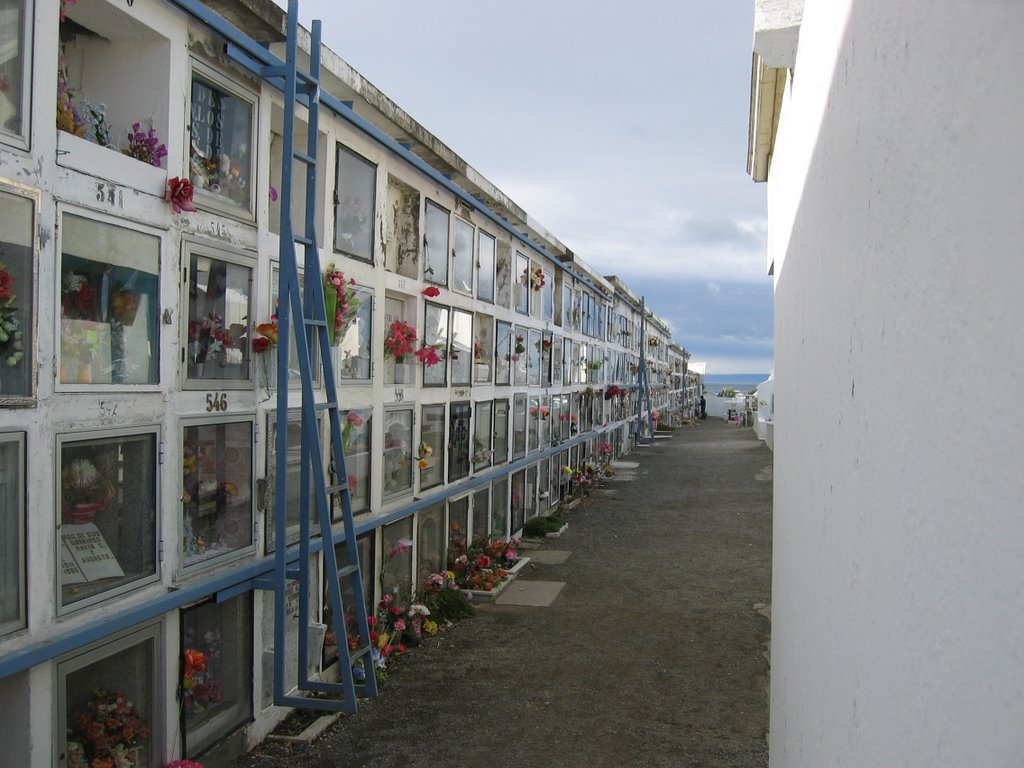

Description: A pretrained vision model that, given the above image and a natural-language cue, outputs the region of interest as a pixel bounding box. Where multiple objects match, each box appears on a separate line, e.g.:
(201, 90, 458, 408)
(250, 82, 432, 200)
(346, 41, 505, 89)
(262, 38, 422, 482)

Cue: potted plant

(473, 342, 489, 381)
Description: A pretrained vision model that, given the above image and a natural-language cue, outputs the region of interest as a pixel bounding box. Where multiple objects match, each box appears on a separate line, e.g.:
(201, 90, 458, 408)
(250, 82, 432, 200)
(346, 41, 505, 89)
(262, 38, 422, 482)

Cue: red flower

(0, 269, 14, 301)
(166, 176, 196, 213)
(422, 286, 441, 297)
(253, 336, 272, 353)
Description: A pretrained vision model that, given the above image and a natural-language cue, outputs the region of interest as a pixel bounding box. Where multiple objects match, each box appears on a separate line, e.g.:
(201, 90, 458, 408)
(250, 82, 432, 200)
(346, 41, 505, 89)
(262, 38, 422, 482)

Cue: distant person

(700, 395, 707, 419)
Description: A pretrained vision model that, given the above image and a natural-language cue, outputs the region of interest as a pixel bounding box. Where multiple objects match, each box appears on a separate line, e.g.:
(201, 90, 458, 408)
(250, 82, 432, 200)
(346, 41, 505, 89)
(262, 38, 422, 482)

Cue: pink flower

(393, 619, 406, 632)
(346, 412, 364, 427)
(166, 176, 196, 213)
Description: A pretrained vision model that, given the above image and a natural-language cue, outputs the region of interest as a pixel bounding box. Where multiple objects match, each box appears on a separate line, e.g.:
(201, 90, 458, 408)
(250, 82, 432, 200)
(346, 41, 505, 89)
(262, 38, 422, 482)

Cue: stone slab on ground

(527, 549, 572, 565)
(611, 460, 640, 469)
(493, 580, 566, 607)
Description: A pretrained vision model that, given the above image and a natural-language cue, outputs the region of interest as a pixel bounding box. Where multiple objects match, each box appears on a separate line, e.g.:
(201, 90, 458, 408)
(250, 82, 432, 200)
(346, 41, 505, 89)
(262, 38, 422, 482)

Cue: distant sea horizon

(702, 373, 769, 395)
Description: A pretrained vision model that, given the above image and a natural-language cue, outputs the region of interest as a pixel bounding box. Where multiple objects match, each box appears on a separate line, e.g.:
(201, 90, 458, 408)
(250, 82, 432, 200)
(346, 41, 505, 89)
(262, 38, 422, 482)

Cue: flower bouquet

(0, 264, 25, 369)
(530, 267, 545, 291)
(187, 313, 234, 367)
(110, 290, 139, 325)
(62, 458, 115, 523)
(68, 688, 149, 768)
(323, 263, 361, 345)
(383, 320, 417, 363)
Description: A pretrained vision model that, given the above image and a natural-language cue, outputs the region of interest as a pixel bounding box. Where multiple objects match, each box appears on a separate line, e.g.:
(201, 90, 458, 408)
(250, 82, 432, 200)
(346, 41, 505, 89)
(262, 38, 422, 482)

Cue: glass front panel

(550, 395, 561, 446)
(452, 217, 474, 295)
(514, 252, 529, 314)
(541, 332, 553, 386)
(512, 393, 527, 460)
(334, 145, 376, 261)
(268, 267, 320, 389)
(542, 270, 554, 320)
(551, 336, 563, 386)
(511, 470, 526, 533)
(448, 496, 469, 555)
(181, 420, 253, 568)
(187, 250, 251, 381)
(423, 201, 449, 285)
(512, 328, 527, 386)
(449, 309, 472, 385)
(381, 517, 413, 602)
(562, 284, 572, 328)
(190, 70, 254, 211)
(0, 190, 33, 396)
(0, 0, 27, 144)
(490, 477, 508, 538)
(473, 401, 492, 471)
(382, 409, 413, 497)
(339, 409, 371, 514)
(528, 329, 542, 386)
(63, 634, 155, 768)
(59, 432, 157, 609)
(448, 402, 472, 482)
(324, 534, 373, 666)
(423, 302, 449, 386)
(492, 399, 509, 465)
(495, 243, 511, 308)
(473, 314, 492, 383)
(59, 214, 159, 385)
(471, 487, 489, 539)
(538, 460, 550, 509)
(416, 503, 445, 587)
(477, 230, 495, 302)
(0, 433, 24, 634)
(181, 596, 253, 757)
(419, 404, 445, 491)
(265, 411, 319, 551)
(494, 321, 511, 386)
(525, 465, 538, 520)
(336, 285, 372, 380)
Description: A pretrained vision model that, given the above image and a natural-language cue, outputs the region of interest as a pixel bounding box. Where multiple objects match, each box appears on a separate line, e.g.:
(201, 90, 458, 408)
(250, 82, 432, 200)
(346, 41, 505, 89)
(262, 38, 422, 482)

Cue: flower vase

(76, 362, 92, 384)
(394, 360, 414, 384)
(324, 288, 337, 346)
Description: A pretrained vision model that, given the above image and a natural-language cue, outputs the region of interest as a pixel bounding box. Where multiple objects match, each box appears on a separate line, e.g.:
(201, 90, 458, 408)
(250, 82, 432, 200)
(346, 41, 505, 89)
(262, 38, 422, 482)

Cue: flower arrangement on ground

(447, 535, 522, 592)
(383, 320, 417, 363)
(68, 688, 150, 768)
(418, 570, 474, 626)
(323, 263, 361, 345)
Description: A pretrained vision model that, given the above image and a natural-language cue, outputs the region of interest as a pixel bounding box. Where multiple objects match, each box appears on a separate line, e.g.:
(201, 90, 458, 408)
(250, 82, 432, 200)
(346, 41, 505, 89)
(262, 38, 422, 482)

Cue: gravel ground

(229, 419, 772, 768)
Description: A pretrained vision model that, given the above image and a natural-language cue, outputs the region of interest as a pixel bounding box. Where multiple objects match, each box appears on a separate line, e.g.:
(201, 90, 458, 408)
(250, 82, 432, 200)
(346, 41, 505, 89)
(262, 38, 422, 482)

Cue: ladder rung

(294, 235, 315, 247)
(349, 644, 373, 663)
(285, 567, 300, 580)
(336, 564, 359, 579)
(293, 150, 316, 165)
(326, 483, 346, 495)
(304, 317, 327, 327)
(315, 401, 337, 412)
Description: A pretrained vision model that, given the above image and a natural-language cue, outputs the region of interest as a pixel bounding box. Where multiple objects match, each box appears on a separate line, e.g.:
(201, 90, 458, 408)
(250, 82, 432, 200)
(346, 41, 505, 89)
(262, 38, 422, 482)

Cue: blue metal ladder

(635, 297, 655, 445)
(259, 0, 377, 712)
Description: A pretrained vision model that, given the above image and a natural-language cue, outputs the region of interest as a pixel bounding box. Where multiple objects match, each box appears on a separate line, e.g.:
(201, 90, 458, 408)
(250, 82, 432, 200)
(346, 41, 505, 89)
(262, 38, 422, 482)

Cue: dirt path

(232, 419, 772, 768)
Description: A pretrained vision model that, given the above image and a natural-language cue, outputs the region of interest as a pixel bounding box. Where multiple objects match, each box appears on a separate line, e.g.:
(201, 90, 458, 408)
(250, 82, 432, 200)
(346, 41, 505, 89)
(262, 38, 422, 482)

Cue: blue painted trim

(0, 426, 611, 679)
(166, 0, 612, 301)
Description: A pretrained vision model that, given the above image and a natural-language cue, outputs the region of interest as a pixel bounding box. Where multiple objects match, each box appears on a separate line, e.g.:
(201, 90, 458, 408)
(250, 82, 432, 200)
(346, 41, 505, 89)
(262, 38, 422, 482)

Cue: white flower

(68, 459, 98, 489)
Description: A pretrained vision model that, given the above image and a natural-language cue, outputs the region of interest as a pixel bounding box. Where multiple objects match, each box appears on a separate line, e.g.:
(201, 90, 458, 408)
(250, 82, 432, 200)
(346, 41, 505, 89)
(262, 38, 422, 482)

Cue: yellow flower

(377, 632, 390, 649)
(423, 620, 438, 636)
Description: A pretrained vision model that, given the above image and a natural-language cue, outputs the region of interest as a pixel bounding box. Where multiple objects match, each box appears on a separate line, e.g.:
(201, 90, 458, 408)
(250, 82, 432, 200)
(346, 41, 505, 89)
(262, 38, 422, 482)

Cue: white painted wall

(767, 1, 1024, 765)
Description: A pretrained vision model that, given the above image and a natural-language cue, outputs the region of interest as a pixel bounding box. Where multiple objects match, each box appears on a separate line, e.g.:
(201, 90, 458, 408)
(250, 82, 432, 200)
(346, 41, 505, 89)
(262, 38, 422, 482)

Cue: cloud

(707, 282, 722, 294)
(681, 215, 767, 251)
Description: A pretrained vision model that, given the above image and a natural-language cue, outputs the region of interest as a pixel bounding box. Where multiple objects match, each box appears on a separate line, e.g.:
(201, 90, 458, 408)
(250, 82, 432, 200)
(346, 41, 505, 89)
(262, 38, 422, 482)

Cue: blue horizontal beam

(0, 424, 614, 679)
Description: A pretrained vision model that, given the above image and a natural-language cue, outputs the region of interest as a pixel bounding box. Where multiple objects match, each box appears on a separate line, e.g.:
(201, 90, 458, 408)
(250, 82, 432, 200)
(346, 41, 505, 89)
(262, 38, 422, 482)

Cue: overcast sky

(276, 0, 771, 375)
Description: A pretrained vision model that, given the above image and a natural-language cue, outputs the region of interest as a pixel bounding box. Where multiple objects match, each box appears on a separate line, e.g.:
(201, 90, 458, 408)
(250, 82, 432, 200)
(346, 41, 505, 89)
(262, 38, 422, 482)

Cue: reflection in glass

(450, 309, 472, 385)
(187, 251, 251, 381)
(190, 72, 254, 210)
(383, 409, 413, 497)
(419, 405, 445, 491)
(334, 145, 376, 261)
(493, 399, 509, 465)
(495, 321, 511, 385)
(424, 201, 449, 285)
(182, 420, 253, 568)
(423, 302, 449, 386)
(448, 402, 471, 482)
(336, 285, 372, 380)
(477, 231, 495, 302)
(59, 432, 157, 608)
(0, 434, 24, 634)
(452, 218, 474, 294)
(59, 214, 160, 385)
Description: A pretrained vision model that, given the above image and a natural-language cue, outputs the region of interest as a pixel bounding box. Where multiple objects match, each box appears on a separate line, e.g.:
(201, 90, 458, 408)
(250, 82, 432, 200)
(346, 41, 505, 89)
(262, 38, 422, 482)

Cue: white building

(749, 0, 1024, 765)
(0, 0, 689, 765)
